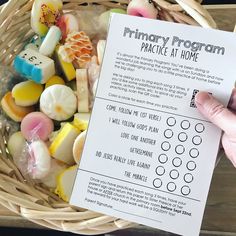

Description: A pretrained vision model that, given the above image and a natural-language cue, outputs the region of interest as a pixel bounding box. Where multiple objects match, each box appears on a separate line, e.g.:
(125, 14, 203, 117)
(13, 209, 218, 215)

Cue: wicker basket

(0, 0, 217, 235)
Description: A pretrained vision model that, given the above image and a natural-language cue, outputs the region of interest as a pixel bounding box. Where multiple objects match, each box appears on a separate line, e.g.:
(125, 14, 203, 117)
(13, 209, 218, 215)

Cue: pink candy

(21, 112, 54, 141)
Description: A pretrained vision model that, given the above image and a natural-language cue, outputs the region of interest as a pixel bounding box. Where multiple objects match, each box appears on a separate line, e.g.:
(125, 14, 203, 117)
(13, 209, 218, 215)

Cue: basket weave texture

(0, 0, 216, 235)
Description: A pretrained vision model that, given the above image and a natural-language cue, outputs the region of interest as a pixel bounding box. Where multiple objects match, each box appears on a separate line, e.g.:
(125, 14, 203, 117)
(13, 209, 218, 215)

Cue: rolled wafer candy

(40, 84, 77, 121)
(14, 48, 55, 84)
(56, 14, 79, 41)
(97, 40, 106, 65)
(49, 123, 80, 165)
(12, 80, 44, 106)
(54, 46, 76, 81)
(31, 0, 63, 36)
(73, 130, 86, 164)
(21, 112, 54, 141)
(39, 26, 61, 56)
(1, 92, 34, 122)
(28, 139, 51, 179)
(76, 69, 89, 113)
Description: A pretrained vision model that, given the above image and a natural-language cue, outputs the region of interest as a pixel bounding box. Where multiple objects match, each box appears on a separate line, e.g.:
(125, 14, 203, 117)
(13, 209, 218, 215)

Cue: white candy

(39, 26, 61, 56)
(28, 140, 51, 179)
(40, 84, 77, 121)
(14, 48, 55, 84)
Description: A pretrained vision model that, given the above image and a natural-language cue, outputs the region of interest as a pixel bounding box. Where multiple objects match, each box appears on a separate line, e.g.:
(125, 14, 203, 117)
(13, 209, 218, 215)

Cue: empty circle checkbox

(178, 132, 188, 142)
(195, 123, 205, 133)
(187, 161, 197, 171)
(175, 145, 185, 155)
(164, 129, 174, 139)
(192, 135, 202, 145)
(167, 182, 176, 192)
(181, 186, 191, 196)
(158, 154, 168, 164)
(167, 117, 176, 127)
(169, 169, 179, 180)
(184, 173, 194, 183)
(172, 157, 182, 167)
(161, 141, 171, 151)
(153, 178, 162, 188)
(156, 166, 165, 176)
(189, 148, 199, 158)
(181, 120, 190, 130)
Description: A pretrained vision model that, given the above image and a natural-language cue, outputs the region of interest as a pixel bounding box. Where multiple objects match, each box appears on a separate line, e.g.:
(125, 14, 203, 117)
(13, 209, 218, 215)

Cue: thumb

(195, 91, 236, 135)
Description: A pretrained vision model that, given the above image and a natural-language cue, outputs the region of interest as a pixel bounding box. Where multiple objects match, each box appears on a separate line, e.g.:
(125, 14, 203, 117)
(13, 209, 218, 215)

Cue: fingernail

(195, 92, 211, 106)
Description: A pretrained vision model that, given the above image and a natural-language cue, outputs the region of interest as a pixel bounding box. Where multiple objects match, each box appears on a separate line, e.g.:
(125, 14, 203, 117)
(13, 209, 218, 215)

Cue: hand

(195, 89, 236, 167)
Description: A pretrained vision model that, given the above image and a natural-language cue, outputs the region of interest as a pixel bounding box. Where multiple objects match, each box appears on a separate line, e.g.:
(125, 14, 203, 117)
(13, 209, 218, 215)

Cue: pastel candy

(127, 0, 158, 19)
(31, 0, 63, 36)
(12, 80, 44, 106)
(39, 26, 61, 56)
(21, 112, 54, 141)
(73, 130, 86, 164)
(1, 92, 34, 122)
(99, 8, 126, 33)
(49, 123, 80, 165)
(76, 69, 89, 113)
(45, 75, 65, 88)
(28, 140, 51, 179)
(54, 46, 76, 81)
(40, 84, 77, 121)
(56, 14, 79, 41)
(7, 132, 26, 158)
(73, 113, 90, 131)
(41, 159, 67, 189)
(14, 48, 55, 84)
(55, 165, 77, 202)
(25, 37, 43, 51)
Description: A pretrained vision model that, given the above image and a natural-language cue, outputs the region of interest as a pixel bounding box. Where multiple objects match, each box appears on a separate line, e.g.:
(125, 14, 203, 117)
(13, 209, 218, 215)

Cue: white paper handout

(70, 14, 236, 236)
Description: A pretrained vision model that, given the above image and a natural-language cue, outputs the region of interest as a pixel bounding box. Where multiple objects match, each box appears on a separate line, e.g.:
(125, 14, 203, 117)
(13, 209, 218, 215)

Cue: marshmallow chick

(40, 84, 77, 121)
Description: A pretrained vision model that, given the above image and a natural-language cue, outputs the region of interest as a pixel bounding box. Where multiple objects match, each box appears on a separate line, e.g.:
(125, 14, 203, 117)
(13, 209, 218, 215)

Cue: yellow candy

(49, 123, 80, 165)
(55, 165, 77, 202)
(31, 0, 63, 36)
(73, 113, 90, 131)
(45, 75, 65, 88)
(12, 81, 43, 106)
(54, 46, 76, 81)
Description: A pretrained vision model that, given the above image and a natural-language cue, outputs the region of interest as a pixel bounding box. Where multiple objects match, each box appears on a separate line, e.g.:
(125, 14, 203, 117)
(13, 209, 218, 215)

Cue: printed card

(70, 14, 236, 236)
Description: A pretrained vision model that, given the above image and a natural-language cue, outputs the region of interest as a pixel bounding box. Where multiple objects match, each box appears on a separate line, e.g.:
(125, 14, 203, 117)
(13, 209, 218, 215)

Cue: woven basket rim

(0, 0, 216, 235)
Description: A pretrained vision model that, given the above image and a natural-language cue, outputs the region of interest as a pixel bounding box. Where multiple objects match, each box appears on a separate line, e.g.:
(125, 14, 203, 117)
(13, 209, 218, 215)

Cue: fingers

(228, 88, 236, 111)
(195, 91, 236, 135)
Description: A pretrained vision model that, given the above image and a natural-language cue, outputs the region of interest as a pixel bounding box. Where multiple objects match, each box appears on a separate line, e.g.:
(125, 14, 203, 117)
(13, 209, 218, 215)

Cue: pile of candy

(1, 0, 159, 202)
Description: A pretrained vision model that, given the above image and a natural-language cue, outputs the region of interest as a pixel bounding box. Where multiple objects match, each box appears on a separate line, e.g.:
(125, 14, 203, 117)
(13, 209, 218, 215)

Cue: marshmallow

(14, 48, 55, 84)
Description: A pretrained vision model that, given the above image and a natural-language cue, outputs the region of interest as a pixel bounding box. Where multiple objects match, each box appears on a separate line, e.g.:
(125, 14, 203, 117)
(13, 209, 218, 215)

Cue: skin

(195, 89, 236, 167)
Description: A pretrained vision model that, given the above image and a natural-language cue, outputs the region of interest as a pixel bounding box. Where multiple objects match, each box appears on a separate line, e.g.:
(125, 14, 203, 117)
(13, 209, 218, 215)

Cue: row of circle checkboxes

(166, 117, 205, 133)
(164, 129, 202, 145)
(161, 142, 200, 158)
(153, 179, 191, 196)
